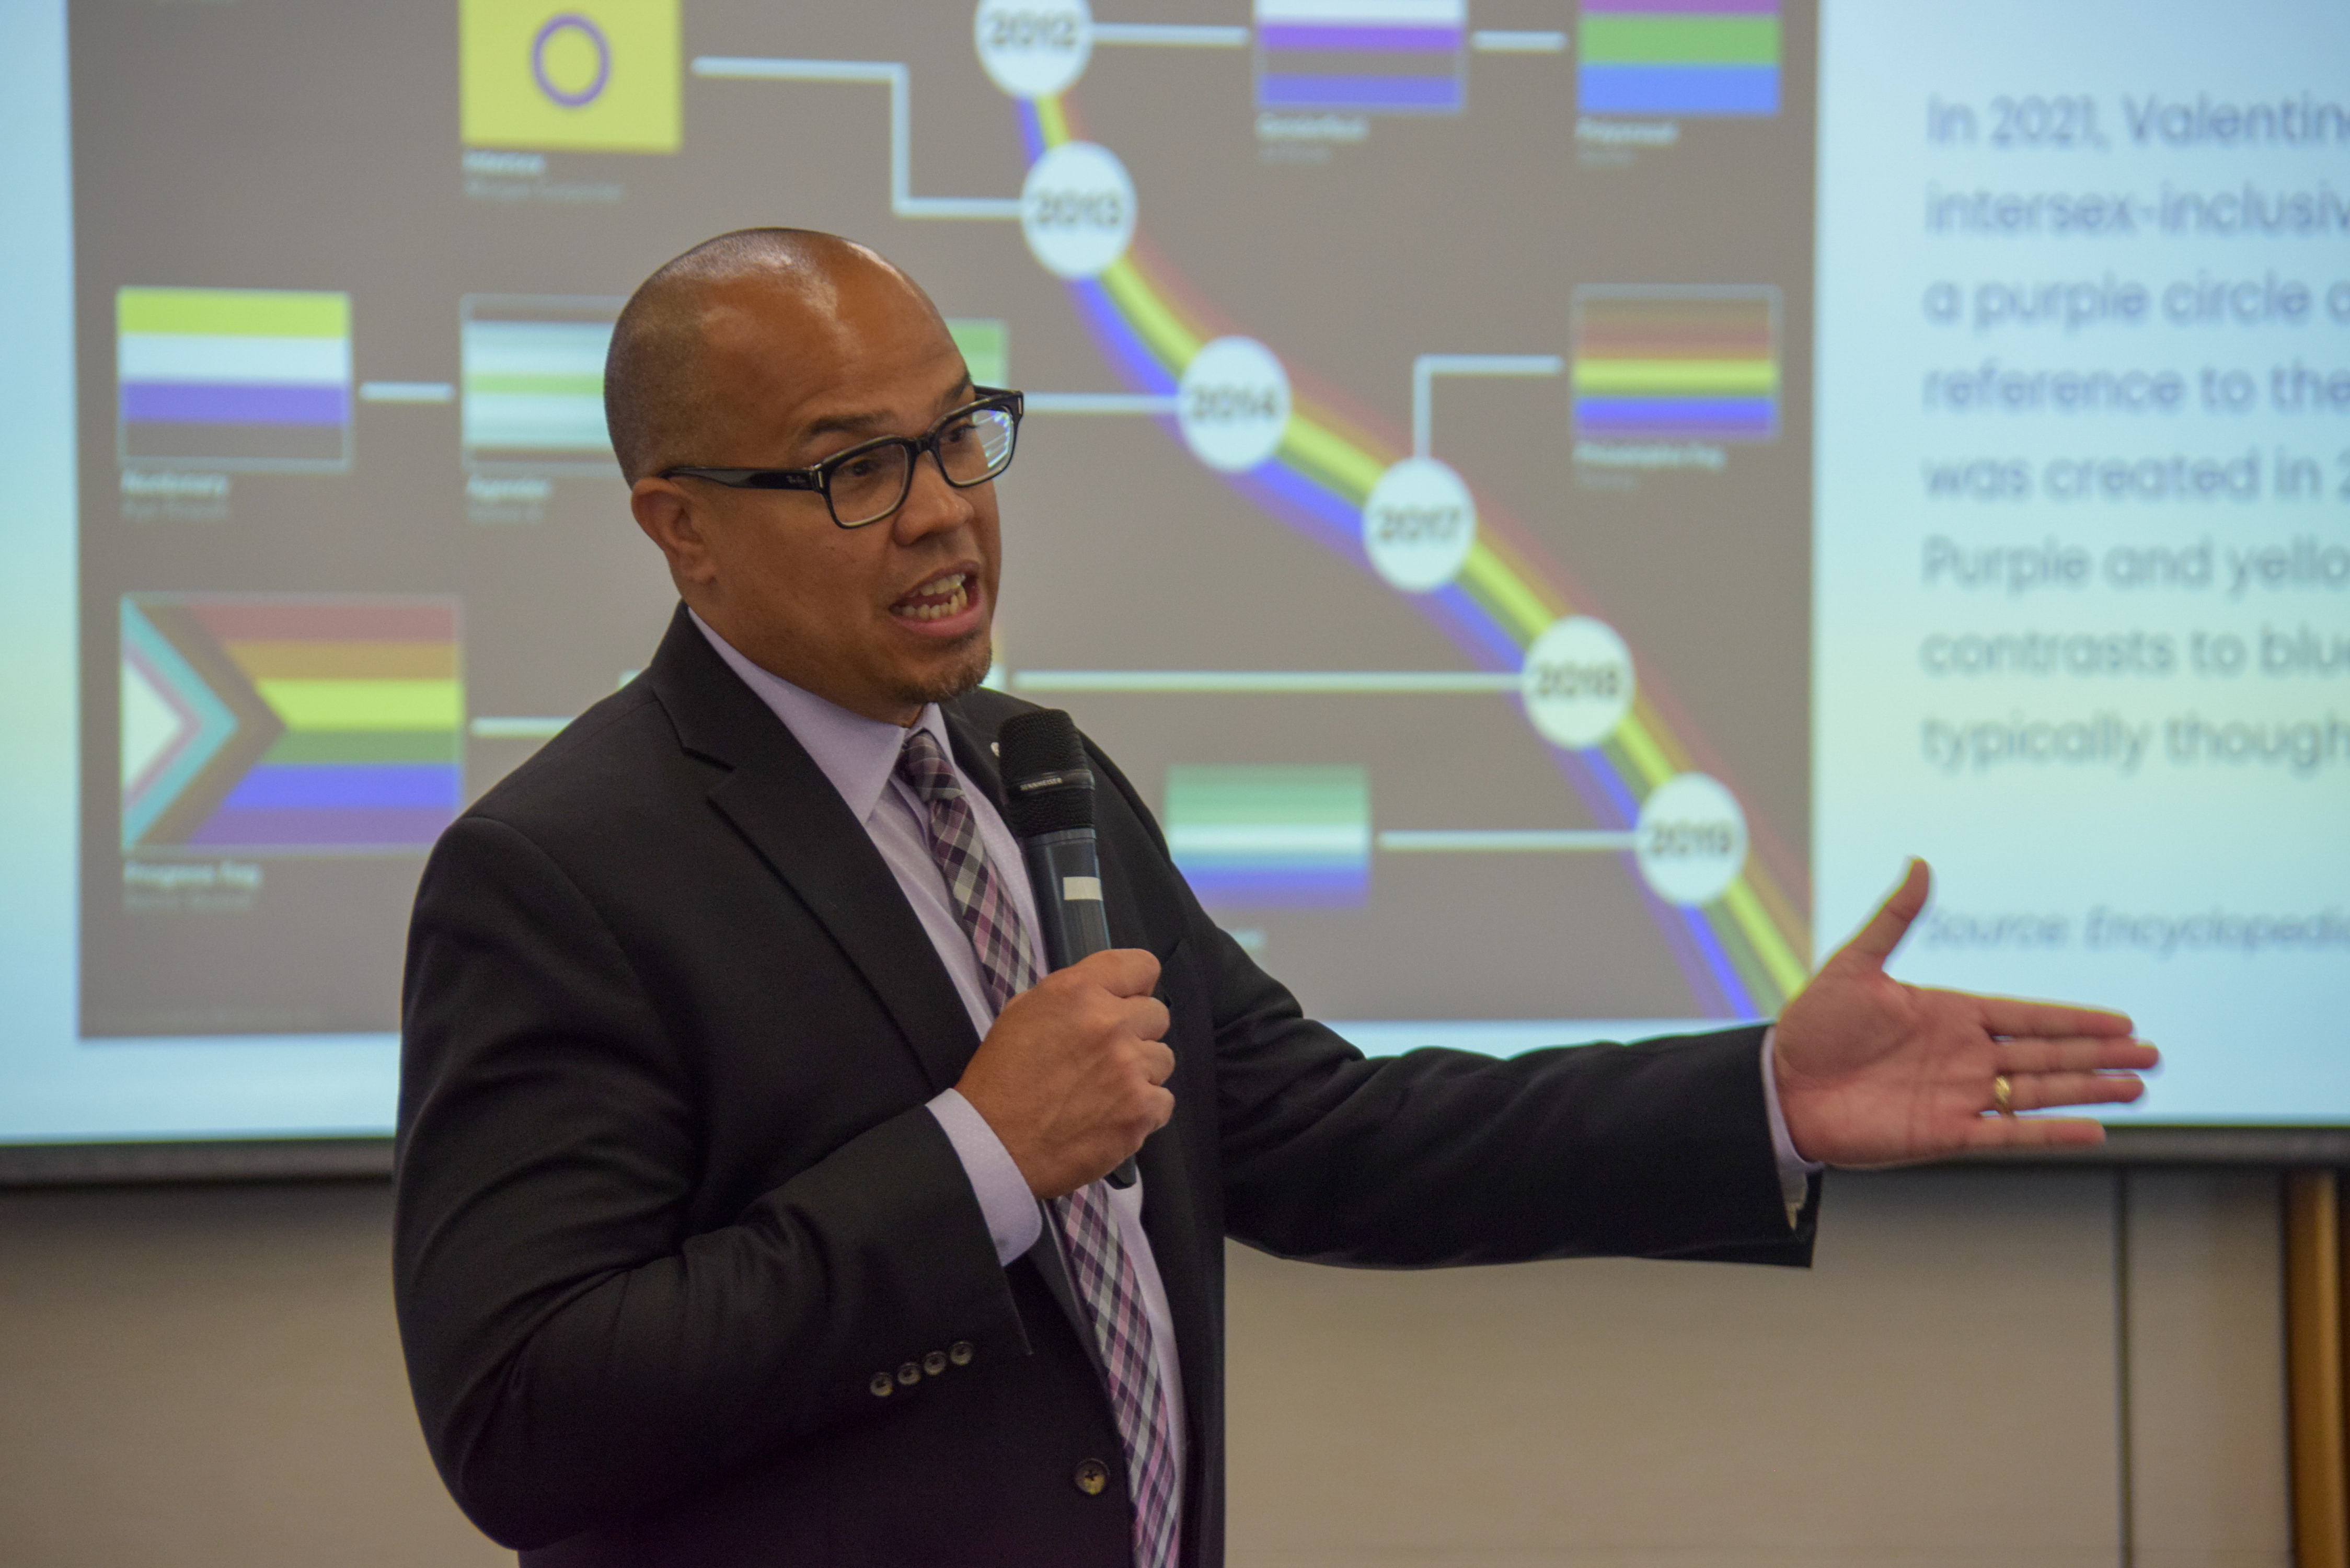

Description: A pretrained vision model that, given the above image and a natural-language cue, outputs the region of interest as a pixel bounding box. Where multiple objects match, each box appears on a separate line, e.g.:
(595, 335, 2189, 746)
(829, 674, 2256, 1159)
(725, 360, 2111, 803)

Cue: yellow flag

(460, 0, 681, 155)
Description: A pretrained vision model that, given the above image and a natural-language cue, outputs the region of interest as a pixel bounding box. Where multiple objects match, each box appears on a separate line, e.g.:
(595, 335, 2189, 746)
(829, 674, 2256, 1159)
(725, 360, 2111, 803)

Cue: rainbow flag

(121, 596, 463, 852)
(1577, 0, 1781, 118)
(1255, 0, 1466, 114)
(117, 287, 352, 470)
(1571, 287, 1779, 442)
(1165, 765, 1370, 907)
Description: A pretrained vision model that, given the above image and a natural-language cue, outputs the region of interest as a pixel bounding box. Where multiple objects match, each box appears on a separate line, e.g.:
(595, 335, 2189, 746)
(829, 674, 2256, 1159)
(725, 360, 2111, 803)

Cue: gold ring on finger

(1991, 1074, 2015, 1117)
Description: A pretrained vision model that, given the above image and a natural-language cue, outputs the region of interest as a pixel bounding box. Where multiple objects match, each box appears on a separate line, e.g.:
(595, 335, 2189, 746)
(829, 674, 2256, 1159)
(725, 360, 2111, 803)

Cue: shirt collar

(689, 609, 950, 823)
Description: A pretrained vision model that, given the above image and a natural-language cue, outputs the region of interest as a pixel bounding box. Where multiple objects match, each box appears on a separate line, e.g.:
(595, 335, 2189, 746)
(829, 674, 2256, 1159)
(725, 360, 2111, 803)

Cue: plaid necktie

(896, 727, 1181, 1568)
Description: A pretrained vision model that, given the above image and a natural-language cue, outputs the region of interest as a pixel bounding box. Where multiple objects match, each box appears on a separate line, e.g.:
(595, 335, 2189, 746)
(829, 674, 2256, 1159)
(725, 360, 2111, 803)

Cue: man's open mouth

(892, 571, 971, 623)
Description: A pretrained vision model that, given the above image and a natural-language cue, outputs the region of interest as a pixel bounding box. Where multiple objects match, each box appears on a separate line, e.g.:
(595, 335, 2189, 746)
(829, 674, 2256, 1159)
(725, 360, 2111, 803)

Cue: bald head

(615, 228, 1005, 726)
(603, 228, 945, 482)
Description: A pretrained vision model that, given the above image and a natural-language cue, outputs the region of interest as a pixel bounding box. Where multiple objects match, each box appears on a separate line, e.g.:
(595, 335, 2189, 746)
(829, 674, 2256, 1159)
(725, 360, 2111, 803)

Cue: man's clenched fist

(955, 949, 1174, 1197)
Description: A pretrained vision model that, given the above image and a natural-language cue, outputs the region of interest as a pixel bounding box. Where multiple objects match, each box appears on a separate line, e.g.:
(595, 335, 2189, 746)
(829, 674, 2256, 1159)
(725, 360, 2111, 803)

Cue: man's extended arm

(1080, 742, 1816, 1272)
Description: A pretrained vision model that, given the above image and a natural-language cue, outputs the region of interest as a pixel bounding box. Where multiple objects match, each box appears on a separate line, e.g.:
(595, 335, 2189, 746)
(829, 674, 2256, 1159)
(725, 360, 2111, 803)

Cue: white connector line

(470, 717, 570, 740)
(1411, 354, 1565, 457)
(358, 382, 455, 403)
(1377, 829, 1639, 852)
(690, 57, 1022, 219)
(476, 668, 1526, 736)
(1023, 392, 1183, 414)
(1469, 30, 1569, 53)
(1010, 670, 1520, 694)
(1093, 23, 1251, 46)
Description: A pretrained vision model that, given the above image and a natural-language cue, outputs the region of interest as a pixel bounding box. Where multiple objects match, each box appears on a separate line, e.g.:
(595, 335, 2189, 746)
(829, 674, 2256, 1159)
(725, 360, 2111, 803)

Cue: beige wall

(1227, 1167, 2288, 1568)
(0, 1182, 505, 1568)
(0, 1168, 2288, 1567)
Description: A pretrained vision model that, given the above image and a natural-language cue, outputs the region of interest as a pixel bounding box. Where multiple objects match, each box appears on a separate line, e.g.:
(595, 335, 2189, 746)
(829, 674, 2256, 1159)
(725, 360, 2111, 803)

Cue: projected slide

(65, 0, 1815, 1053)
(1816, 0, 2350, 1120)
(19, 0, 2335, 1140)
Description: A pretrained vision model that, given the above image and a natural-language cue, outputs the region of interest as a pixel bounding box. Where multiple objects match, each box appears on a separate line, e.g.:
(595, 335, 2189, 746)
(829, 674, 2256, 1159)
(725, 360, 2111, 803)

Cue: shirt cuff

(1759, 1025, 1823, 1225)
(927, 1088, 1044, 1265)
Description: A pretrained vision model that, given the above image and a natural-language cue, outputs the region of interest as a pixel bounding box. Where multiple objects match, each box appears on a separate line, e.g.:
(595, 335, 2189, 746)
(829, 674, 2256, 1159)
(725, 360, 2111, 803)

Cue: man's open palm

(1775, 860, 2158, 1167)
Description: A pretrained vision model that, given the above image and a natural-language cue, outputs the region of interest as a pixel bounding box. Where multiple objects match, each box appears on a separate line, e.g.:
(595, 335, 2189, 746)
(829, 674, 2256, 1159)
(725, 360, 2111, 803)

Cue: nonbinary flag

(117, 287, 352, 470)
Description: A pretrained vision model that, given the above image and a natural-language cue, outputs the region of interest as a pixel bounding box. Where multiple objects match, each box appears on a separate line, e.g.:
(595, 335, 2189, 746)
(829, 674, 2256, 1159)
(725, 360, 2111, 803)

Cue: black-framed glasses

(660, 388, 1024, 529)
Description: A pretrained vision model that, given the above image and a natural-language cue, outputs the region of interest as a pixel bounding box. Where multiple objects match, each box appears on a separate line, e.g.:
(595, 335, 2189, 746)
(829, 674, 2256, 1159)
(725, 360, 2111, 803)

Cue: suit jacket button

(868, 1373, 894, 1398)
(897, 1362, 921, 1387)
(1073, 1459, 1110, 1496)
(949, 1341, 974, 1366)
(923, 1351, 948, 1376)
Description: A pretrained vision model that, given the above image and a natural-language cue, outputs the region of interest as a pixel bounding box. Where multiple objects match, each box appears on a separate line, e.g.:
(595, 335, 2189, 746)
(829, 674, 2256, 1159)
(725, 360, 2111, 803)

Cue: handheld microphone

(997, 709, 1136, 1190)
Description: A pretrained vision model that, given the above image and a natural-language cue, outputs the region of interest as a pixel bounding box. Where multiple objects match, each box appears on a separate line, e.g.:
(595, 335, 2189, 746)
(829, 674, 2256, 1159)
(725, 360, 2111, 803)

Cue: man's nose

(891, 448, 978, 540)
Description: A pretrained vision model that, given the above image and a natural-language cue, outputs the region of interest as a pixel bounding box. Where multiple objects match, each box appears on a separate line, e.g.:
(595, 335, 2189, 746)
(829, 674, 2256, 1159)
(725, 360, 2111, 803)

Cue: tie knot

(896, 727, 962, 804)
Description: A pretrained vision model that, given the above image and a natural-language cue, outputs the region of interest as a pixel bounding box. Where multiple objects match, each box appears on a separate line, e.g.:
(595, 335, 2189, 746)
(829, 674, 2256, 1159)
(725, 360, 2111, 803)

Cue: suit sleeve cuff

(927, 1088, 1044, 1265)
(1760, 1026, 1823, 1224)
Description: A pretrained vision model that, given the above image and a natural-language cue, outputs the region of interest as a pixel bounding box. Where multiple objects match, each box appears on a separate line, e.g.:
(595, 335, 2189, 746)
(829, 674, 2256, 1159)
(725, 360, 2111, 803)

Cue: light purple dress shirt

(692, 613, 1818, 1518)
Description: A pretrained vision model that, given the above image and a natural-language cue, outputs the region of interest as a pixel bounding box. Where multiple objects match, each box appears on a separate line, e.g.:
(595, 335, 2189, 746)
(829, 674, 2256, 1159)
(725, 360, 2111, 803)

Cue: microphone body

(998, 710, 1139, 1189)
(1019, 829, 1114, 972)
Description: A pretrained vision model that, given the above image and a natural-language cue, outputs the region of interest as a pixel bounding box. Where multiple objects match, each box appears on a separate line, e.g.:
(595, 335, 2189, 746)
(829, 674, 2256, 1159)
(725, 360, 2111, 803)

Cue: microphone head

(998, 709, 1096, 839)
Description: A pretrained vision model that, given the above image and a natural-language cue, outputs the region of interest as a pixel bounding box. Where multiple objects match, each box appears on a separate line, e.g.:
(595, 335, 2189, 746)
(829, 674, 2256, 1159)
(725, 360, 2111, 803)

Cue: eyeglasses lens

(828, 447, 913, 527)
(827, 407, 1017, 527)
(939, 408, 1017, 485)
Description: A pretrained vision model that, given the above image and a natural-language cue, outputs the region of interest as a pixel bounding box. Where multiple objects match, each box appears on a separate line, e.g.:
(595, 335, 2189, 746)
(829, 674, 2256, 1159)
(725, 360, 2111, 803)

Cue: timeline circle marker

(1519, 615, 1634, 750)
(974, 0, 1093, 100)
(1634, 773, 1748, 907)
(1362, 457, 1476, 593)
(532, 14, 611, 108)
(1020, 141, 1135, 280)
(1178, 337, 1291, 472)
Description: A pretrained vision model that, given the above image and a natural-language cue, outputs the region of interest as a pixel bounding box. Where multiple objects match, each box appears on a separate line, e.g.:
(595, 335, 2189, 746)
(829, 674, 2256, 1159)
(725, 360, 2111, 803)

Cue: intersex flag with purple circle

(459, 0, 680, 154)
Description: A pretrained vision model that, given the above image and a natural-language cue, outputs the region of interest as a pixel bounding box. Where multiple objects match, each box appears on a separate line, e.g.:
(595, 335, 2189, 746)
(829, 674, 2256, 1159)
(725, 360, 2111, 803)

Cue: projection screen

(0, 0, 2343, 1160)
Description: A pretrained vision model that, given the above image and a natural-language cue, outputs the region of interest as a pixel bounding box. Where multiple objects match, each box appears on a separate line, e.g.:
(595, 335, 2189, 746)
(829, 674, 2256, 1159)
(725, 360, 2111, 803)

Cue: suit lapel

(646, 607, 980, 1094)
(1020, 1222, 1110, 1386)
(941, 701, 1007, 810)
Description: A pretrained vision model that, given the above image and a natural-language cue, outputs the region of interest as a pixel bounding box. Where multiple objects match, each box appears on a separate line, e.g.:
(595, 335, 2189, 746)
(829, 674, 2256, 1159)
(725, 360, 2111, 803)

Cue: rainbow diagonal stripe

(1572, 287, 1780, 443)
(1017, 95, 1810, 1017)
(1578, 0, 1781, 119)
(120, 596, 463, 852)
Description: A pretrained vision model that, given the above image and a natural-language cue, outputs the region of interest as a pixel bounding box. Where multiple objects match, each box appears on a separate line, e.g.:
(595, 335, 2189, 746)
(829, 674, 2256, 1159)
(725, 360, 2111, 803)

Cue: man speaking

(393, 229, 2155, 1567)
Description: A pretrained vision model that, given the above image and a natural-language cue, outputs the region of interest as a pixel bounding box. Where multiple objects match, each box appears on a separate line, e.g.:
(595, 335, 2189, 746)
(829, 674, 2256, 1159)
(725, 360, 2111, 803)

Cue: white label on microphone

(1061, 875, 1103, 903)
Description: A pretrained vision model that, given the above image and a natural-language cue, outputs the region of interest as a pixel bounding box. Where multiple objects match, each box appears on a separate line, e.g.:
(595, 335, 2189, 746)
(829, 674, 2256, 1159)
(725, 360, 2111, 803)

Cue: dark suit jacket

(394, 605, 1817, 1567)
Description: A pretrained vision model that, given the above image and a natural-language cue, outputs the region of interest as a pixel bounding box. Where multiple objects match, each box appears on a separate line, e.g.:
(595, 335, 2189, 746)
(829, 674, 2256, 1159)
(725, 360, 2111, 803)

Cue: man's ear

(631, 478, 719, 590)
